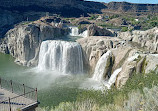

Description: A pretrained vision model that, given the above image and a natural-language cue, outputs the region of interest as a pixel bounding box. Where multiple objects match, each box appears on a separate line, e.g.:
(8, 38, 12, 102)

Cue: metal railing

(0, 77, 38, 111)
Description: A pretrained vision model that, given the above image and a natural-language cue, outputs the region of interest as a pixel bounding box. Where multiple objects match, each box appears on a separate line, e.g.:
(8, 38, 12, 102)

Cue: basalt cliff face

(105, 2, 158, 13)
(0, 20, 69, 66)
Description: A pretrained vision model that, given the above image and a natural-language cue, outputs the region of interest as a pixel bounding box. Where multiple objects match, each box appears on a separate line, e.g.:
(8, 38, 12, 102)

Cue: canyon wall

(0, 21, 69, 66)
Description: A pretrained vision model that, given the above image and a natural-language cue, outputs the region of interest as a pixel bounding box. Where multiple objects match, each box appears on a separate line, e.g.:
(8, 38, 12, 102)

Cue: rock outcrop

(110, 46, 158, 88)
(106, 2, 158, 13)
(118, 27, 158, 53)
(115, 49, 138, 88)
(78, 27, 158, 88)
(77, 36, 126, 74)
(88, 24, 113, 36)
(0, 20, 69, 66)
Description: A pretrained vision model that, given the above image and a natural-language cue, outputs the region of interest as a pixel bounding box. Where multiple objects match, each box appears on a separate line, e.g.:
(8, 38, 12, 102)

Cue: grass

(38, 86, 83, 108)
(37, 86, 158, 111)
(37, 71, 158, 111)
(97, 23, 121, 29)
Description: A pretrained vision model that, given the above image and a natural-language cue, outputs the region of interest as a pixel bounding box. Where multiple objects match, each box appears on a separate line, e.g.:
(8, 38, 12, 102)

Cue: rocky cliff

(106, 2, 158, 13)
(77, 36, 126, 74)
(0, 19, 69, 66)
(118, 27, 158, 53)
(78, 27, 158, 88)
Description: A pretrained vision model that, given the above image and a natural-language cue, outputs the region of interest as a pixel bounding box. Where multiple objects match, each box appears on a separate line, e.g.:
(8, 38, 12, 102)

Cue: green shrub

(88, 15, 99, 20)
(121, 27, 128, 32)
(109, 15, 119, 19)
(150, 21, 158, 27)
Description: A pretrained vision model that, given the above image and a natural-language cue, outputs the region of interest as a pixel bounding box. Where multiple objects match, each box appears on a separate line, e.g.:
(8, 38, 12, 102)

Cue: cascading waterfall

(69, 26, 88, 37)
(38, 40, 84, 74)
(79, 30, 88, 37)
(69, 27, 79, 36)
(106, 68, 122, 89)
(92, 50, 112, 81)
(92, 50, 122, 89)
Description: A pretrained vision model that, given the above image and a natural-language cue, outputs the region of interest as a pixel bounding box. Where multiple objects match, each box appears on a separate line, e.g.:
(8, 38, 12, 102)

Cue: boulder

(144, 54, 158, 73)
(88, 24, 113, 36)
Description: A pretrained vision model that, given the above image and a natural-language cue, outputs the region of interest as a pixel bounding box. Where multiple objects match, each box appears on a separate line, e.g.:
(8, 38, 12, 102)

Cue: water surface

(0, 53, 89, 107)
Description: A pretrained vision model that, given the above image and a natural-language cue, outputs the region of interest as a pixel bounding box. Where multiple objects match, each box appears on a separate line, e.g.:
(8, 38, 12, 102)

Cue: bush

(150, 21, 158, 27)
(88, 15, 99, 20)
(109, 15, 119, 19)
(121, 27, 128, 32)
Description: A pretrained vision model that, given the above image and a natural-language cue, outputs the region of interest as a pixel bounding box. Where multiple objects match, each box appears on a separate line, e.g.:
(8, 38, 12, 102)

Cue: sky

(86, 0, 158, 4)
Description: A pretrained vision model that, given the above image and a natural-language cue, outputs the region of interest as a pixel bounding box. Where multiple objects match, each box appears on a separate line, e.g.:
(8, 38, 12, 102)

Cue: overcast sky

(86, 0, 158, 4)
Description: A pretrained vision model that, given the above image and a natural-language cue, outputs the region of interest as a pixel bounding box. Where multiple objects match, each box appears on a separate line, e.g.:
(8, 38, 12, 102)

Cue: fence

(0, 78, 38, 111)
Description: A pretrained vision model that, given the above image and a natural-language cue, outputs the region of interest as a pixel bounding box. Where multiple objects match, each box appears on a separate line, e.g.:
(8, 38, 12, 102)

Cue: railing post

(35, 88, 38, 101)
(0, 77, 1, 88)
(23, 84, 25, 96)
(10, 80, 13, 93)
(8, 97, 11, 111)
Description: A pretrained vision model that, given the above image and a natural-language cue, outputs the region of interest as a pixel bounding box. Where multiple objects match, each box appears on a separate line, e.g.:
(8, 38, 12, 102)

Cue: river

(0, 53, 89, 107)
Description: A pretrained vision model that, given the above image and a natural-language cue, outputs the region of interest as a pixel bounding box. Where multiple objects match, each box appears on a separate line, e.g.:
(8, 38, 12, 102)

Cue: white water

(106, 68, 122, 89)
(69, 26, 88, 37)
(87, 50, 122, 89)
(127, 53, 139, 62)
(38, 40, 83, 74)
(92, 50, 112, 81)
(80, 68, 122, 90)
(79, 30, 88, 37)
(69, 27, 79, 36)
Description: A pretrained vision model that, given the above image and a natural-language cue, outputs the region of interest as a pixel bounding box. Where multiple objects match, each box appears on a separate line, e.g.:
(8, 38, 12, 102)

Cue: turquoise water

(0, 53, 89, 107)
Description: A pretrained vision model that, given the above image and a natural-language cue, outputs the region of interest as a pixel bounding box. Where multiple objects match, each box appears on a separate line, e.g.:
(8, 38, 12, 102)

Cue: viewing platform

(0, 78, 39, 111)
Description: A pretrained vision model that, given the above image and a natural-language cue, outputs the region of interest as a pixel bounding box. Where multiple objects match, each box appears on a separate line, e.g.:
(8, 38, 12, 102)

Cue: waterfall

(69, 27, 79, 36)
(69, 26, 88, 37)
(79, 30, 88, 37)
(107, 68, 122, 89)
(92, 50, 112, 81)
(38, 40, 84, 74)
